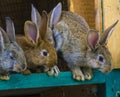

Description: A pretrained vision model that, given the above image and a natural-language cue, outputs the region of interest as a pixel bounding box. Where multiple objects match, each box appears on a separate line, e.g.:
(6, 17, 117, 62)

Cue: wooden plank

(105, 69, 120, 97)
(0, 88, 52, 96)
(95, 0, 103, 33)
(103, 0, 120, 69)
(0, 70, 105, 91)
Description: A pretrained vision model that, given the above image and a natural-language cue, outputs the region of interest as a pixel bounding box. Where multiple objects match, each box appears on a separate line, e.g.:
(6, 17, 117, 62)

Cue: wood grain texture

(0, 70, 105, 91)
(103, 0, 120, 68)
(69, 0, 95, 29)
(95, 0, 103, 33)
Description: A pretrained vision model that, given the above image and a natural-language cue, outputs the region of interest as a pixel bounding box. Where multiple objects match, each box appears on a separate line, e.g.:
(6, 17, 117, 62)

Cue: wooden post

(106, 69, 120, 97)
(102, 0, 120, 69)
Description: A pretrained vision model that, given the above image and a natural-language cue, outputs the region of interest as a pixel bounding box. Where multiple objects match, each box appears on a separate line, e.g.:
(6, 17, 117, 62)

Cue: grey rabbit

(47, 3, 119, 81)
(0, 17, 27, 80)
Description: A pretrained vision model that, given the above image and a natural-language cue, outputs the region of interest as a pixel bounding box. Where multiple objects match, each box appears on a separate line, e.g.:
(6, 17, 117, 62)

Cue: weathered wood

(69, 0, 95, 29)
(0, 70, 105, 91)
(106, 69, 120, 97)
(103, 0, 120, 69)
(0, 70, 119, 97)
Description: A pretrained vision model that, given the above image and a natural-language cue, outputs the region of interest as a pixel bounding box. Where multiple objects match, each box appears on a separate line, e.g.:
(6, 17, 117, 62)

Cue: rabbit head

(22, 6, 57, 69)
(86, 21, 118, 73)
(0, 18, 27, 73)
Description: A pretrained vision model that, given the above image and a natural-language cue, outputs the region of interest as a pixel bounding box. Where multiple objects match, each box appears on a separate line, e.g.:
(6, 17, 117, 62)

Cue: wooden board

(0, 71, 105, 91)
(103, 0, 120, 69)
(0, 70, 120, 97)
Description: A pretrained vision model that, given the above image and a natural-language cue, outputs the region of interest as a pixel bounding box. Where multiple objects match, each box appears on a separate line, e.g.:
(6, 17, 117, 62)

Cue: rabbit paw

(47, 65, 60, 77)
(82, 67, 93, 80)
(84, 72, 92, 80)
(0, 75, 10, 80)
(72, 67, 85, 81)
(22, 69, 31, 75)
(72, 72, 85, 81)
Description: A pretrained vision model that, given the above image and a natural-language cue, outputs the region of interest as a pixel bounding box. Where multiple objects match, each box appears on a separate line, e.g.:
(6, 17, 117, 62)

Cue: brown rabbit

(16, 10, 59, 76)
(47, 3, 119, 81)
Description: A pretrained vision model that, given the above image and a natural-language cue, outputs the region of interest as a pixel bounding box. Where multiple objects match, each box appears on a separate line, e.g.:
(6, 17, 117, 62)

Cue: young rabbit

(0, 17, 27, 80)
(16, 8, 59, 76)
(47, 3, 119, 81)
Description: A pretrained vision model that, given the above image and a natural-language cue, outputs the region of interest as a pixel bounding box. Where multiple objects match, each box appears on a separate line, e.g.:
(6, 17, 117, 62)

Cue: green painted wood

(0, 70, 105, 91)
(106, 69, 120, 97)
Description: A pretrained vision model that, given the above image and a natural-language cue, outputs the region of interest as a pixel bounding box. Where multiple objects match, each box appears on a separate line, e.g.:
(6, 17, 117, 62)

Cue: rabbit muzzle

(13, 64, 27, 73)
(45, 60, 57, 68)
(98, 65, 111, 73)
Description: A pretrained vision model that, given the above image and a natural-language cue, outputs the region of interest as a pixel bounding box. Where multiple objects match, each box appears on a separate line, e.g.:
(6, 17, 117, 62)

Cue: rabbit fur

(0, 17, 27, 80)
(16, 6, 59, 76)
(47, 3, 119, 81)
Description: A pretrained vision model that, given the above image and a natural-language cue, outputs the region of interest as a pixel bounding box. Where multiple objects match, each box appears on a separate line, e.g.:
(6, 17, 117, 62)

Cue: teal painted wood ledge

(0, 70, 106, 90)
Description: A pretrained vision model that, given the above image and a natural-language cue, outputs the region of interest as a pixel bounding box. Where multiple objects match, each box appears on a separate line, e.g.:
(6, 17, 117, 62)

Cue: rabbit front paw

(71, 67, 85, 81)
(84, 72, 92, 80)
(82, 67, 93, 80)
(72, 71, 85, 81)
(22, 69, 31, 75)
(0, 75, 10, 80)
(47, 65, 60, 77)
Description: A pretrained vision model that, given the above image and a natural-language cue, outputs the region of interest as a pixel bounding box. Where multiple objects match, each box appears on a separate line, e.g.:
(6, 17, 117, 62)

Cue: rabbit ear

(31, 4, 41, 30)
(87, 29, 99, 49)
(0, 30, 5, 52)
(0, 27, 10, 44)
(39, 11, 48, 40)
(100, 20, 119, 45)
(5, 17, 16, 42)
(24, 21, 39, 45)
(50, 2, 62, 28)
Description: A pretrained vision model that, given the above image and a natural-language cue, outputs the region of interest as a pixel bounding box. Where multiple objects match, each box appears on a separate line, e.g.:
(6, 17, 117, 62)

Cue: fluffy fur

(0, 17, 27, 80)
(47, 3, 118, 81)
(16, 10, 58, 75)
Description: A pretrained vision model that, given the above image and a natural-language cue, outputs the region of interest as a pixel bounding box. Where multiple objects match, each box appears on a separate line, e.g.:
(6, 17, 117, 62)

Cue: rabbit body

(54, 11, 89, 66)
(50, 11, 94, 81)
(48, 3, 118, 81)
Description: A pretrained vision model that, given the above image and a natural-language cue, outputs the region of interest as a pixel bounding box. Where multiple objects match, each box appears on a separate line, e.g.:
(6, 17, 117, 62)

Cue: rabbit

(16, 7, 59, 76)
(46, 2, 119, 81)
(0, 17, 27, 80)
(29, 4, 60, 76)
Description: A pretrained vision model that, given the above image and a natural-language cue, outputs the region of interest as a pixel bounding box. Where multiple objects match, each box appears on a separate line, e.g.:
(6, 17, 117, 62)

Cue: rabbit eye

(9, 52, 14, 59)
(98, 55, 104, 62)
(99, 56, 103, 62)
(41, 50, 49, 57)
(9, 51, 17, 60)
